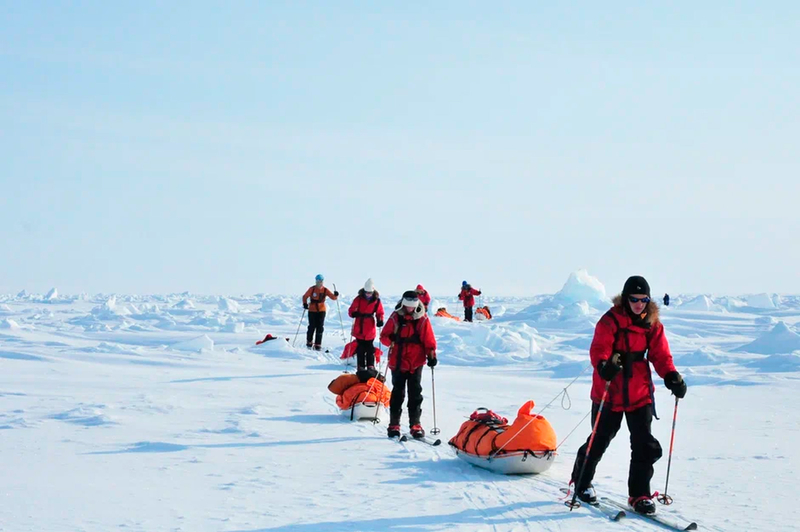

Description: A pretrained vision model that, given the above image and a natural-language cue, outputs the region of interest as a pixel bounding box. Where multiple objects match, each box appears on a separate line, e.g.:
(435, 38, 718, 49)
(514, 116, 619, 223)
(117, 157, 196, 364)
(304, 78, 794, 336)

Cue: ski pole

(567, 381, 611, 511)
(292, 309, 307, 347)
(333, 283, 347, 345)
(430, 365, 440, 435)
(658, 396, 680, 506)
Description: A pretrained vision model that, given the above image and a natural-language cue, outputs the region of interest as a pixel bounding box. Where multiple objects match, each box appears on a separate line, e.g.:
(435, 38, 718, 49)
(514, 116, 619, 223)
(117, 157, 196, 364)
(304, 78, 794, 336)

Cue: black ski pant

(464, 306, 473, 322)
(306, 311, 326, 346)
(355, 339, 375, 369)
(571, 403, 662, 499)
(389, 367, 424, 427)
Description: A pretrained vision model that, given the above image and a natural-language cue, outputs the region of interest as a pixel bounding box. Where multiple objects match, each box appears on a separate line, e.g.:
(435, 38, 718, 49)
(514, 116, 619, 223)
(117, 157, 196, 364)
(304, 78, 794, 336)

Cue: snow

(510, 270, 607, 327)
(172, 298, 196, 309)
(44, 287, 58, 300)
(218, 296, 241, 313)
(172, 334, 215, 352)
(736, 321, 800, 354)
(554, 269, 609, 306)
(1, 288, 799, 531)
(678, 294, 725, 312)
(747, 353, 800, 372)
(1, 318, 21, 329)
(91, 295, 133, 318)
(746, 293, 778, 309)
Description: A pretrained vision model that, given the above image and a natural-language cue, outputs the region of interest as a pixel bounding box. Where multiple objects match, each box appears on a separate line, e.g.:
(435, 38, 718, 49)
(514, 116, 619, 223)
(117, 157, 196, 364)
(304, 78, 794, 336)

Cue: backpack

(469, 407, 508, 426)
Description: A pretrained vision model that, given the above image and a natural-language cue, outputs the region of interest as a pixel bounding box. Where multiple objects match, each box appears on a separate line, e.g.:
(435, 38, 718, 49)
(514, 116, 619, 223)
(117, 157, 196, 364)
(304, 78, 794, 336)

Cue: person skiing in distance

(348, 278, 385, 379)
(416, 284, 431, 312)
(302, 274, 338, 351)
(570, 275, 686, 516)
(458, 281, 482, 322)
(380, 290, 437, 439)
(663, 293, 670, 307)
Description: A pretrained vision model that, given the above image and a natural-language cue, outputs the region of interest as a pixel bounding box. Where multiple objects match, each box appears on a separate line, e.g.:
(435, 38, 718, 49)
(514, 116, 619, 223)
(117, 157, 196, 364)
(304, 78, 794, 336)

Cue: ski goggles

(628, 296, 651, 303)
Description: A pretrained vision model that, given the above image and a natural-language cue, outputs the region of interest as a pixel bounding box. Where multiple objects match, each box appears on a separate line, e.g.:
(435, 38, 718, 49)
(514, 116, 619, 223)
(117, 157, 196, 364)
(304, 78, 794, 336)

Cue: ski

(404, 433, 441, 446)
(389, 434, 408, 442)
(600, 497, 698, 530)
(559, 488, 625, 522)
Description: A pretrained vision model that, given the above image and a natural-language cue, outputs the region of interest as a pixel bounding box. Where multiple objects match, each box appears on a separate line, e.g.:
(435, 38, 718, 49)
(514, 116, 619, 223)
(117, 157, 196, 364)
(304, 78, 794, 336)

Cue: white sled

(342, 402, 386, 422)
(452, 448, 556, 475)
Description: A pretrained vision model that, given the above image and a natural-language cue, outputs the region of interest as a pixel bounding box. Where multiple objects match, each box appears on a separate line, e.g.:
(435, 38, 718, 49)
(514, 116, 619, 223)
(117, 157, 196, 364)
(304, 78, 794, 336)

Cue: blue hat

(462, 280, 468, 286)
(315, 274, 324, 282)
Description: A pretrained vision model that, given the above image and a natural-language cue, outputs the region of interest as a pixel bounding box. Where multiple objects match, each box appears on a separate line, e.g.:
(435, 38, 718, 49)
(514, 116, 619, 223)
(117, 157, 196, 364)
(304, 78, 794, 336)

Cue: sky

(2, 1, 799, 298)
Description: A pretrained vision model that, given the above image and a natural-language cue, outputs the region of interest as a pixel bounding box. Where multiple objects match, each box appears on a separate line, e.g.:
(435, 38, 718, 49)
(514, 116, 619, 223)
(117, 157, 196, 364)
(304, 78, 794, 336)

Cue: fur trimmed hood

(612, 294, 660, 325)
(396, 301, 426, 320)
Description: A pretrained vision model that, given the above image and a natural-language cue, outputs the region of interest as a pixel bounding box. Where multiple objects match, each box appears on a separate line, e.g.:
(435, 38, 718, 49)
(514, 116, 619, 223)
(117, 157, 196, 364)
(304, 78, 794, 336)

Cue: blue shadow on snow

(227, 501, 577, 532)
(261, 414, 349, 425)
(87, 436, 373, 455)
(169, 373, 313, 384)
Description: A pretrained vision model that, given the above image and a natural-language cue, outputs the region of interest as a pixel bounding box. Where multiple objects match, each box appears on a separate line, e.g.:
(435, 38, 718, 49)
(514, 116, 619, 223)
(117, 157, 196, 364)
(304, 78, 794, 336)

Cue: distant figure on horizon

(458, 281, 481, 322)
(663, 293, 670, 307)
(302, 274, 338, 351)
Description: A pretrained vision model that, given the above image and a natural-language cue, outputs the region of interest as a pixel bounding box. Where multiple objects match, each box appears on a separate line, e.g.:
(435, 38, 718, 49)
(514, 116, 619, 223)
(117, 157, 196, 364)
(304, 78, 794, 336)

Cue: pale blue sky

(2, 2, 799, 297)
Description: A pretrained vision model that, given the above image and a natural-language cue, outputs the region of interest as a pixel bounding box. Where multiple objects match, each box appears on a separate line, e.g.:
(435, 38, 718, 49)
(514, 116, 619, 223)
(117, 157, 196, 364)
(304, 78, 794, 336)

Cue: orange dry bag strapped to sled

(475, 306, 492, 320)
(449, 401, 557, 475)
(434, 308, 460, 321)
(328, 374, 391, 421)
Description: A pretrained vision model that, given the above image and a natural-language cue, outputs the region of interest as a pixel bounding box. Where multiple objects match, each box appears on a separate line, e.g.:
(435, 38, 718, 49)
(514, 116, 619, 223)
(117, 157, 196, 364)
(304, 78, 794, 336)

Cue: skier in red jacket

(570, 276, 687, 516)
(458, 281, 482, 322)
(415, 284, 431, 312)
(379, 290, 437, 439)
(348, 278, 385, 376)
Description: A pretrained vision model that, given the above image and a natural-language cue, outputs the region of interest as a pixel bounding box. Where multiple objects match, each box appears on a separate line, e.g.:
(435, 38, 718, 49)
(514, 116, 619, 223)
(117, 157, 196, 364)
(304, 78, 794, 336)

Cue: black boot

(629, 496, 656, 515)
(576, 484, 597, 504)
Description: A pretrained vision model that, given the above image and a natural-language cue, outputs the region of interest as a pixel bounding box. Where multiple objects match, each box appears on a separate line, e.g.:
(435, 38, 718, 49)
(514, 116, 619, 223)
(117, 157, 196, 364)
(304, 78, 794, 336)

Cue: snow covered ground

(2, 274, 799, 531)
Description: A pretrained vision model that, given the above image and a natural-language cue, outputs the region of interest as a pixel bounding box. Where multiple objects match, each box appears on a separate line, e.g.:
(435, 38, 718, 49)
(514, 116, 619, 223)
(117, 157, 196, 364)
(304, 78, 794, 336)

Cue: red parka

(380, 303, 437, 372)
(590, 297, 677, 412)
(348, 290, 385, 341)
(416, 285, 431, 309)
(458, 286, 481, 308)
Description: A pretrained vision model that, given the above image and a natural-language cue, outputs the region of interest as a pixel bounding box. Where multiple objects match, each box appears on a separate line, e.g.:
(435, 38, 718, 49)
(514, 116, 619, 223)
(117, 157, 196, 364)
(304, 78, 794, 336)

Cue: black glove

(334, 291, 339, 296)
(476, 290, 482, 295)
(597, 353, 622, 381)
(388, 333, 398, 342)
(664, 371, 687, 398)
(427, 354, 438, 367)
(376, 318, 384, 327)
(303, 303, 309, 310)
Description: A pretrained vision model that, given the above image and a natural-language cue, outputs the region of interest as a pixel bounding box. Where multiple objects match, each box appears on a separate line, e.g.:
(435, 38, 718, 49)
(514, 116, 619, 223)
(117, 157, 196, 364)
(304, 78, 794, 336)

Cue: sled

(434, 308, 460, 321)
(452, 448, 556, 475)
(329, 375, 391, 422)
(449, 401, 557, 475)
(343, 401, 386, 422)
(474, 306, 492, 321)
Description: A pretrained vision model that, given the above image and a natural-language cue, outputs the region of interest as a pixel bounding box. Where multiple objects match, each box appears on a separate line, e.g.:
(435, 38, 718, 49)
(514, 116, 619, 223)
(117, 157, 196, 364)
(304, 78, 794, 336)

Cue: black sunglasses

(628, 296, 651, 303)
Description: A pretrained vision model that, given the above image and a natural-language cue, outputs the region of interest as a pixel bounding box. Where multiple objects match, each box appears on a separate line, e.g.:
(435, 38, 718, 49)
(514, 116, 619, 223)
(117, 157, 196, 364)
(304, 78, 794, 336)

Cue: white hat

(364, 278, 375, 292)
